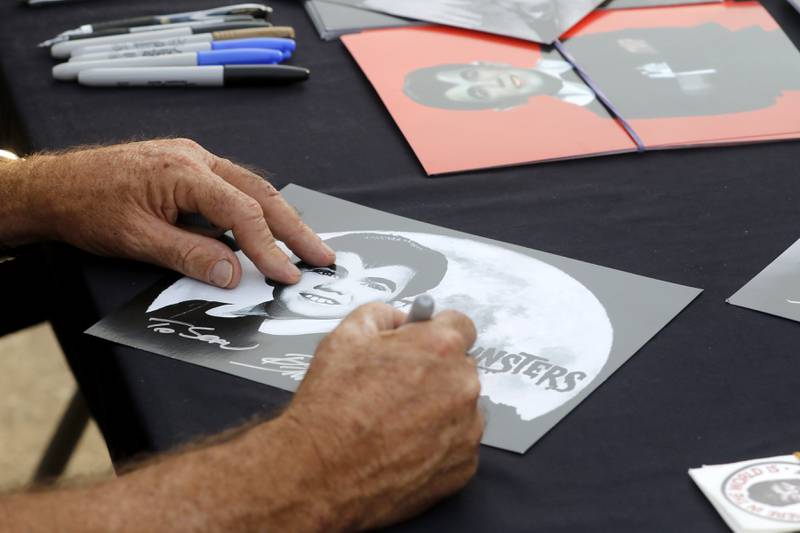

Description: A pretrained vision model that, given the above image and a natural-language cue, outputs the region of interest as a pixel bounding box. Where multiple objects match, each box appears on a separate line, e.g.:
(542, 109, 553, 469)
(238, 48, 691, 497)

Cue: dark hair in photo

(747, 480, 800, 507)
(322, 232, 448, 298)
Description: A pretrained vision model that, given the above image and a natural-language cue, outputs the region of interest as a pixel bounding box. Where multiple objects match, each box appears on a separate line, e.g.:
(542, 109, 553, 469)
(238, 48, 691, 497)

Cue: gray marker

(405, 294, 435, 324)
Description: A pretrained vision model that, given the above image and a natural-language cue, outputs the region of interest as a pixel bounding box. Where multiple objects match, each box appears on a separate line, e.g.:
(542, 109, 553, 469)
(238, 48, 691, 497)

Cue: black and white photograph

(327, 0, 605, 44)
(89, 185, 700, 454)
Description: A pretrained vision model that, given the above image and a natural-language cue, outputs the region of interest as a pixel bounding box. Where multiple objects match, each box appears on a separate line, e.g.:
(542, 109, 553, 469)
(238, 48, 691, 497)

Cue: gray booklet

(88, 185, 701, 454)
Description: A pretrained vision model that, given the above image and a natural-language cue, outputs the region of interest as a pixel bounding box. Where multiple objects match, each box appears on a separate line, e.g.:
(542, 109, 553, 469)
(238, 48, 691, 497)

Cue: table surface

(3, 1, 800, 531)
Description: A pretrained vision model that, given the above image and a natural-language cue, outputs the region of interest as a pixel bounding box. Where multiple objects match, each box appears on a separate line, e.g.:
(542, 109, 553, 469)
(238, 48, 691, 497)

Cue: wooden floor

(0, 323, 113, 491)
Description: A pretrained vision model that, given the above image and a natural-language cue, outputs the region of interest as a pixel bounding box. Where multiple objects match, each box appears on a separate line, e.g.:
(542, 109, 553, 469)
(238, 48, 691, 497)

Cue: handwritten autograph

(230, 354, 313, 382)
(148, 317, 259, 351)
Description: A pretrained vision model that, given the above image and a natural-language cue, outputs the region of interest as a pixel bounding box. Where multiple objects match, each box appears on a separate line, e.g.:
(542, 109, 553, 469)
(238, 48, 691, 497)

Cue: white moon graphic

(149, 231, 614, 421)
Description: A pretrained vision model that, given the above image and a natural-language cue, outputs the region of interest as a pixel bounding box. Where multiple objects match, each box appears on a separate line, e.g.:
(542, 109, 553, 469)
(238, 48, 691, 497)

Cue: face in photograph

(748, 480, 800, 507)
(403, 61, 562, 111)
(269, 252, 415, 319)
(265, 232, 448, 320)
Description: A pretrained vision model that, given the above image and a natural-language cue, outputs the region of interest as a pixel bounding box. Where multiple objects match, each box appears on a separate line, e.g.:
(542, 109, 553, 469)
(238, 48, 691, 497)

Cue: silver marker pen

(405, 294, 435, 324)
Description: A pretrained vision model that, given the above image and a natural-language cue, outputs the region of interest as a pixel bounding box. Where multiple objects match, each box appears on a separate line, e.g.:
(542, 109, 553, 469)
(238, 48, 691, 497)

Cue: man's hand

(281, 302, 483, 530)
(0, 139, 334, 287)
(0, 303, 482, 532)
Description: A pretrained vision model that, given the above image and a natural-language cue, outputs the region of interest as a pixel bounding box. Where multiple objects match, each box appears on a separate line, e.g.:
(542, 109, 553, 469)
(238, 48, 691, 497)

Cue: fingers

(423, 310, 478, 355)
(211, 157, 336, 267)
(137, 220, 244, 288)
(336, 302, 407, 337)
(175, 166, 302, 285)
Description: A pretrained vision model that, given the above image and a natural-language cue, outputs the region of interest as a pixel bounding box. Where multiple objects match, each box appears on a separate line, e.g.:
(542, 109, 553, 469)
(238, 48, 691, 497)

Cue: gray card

(325, 0, 605, 45)
(304, 0, 414, 41)
(729, 238, 800, 323)
(88, 185, 701, 454)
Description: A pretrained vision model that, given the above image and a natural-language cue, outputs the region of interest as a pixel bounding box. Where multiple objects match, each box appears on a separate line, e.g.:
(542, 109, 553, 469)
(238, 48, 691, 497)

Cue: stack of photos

(342, 2, 800, 175)
(326, 0, 607, 44)
(89, 185, 701, 454)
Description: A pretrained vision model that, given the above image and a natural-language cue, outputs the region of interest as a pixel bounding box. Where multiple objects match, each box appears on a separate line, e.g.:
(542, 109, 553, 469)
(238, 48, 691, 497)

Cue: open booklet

(342, 1, 800, 175)
(88, 185, 701, 454)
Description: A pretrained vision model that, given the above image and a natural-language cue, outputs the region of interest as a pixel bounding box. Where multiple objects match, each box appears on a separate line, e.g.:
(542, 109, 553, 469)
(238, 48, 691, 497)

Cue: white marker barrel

(52, 28, 190, 58)
(71, 34, 213, 57)
(54, 52, 199, 81)
(70, 42, 211, 61)
(78, 66, 224, 87)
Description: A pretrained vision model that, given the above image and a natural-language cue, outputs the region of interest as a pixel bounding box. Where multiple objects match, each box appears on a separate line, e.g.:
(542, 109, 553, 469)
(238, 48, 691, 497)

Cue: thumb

(140, 220, 243, 288)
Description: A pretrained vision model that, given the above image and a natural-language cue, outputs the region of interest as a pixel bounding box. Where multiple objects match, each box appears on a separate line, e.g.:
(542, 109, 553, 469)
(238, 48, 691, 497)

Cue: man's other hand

(18, 139, 335, 287)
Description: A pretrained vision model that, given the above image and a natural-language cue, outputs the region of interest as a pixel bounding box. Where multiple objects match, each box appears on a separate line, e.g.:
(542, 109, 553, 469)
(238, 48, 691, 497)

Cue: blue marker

(70, 38, 295, 62)
(53, 48, 284, 81)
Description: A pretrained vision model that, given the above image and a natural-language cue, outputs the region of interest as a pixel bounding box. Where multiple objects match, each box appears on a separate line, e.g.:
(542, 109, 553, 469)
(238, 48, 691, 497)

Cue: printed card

(728, 238, 800, 324)
(562, 2, 800, 148)
(328, 0, 604, 44)
(690, 454, 800, 532)
(342, 26, 637, 175)
(88, 185, 701, 454)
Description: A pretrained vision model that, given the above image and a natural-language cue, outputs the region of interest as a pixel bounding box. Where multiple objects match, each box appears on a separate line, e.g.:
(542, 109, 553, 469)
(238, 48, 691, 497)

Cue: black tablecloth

(2, 1, 800, 531)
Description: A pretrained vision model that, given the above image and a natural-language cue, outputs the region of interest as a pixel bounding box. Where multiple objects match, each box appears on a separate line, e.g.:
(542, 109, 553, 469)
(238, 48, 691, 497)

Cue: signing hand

(281, 302, 483, 530)
(13, 138, 334, 287)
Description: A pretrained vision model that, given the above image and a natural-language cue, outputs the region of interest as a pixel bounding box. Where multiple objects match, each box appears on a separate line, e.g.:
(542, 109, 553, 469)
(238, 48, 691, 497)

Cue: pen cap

(223, 65, 309, 86)
(197, 48, 283, 65)
(211, 37, 296, 53)
(212, 26, 295, 40)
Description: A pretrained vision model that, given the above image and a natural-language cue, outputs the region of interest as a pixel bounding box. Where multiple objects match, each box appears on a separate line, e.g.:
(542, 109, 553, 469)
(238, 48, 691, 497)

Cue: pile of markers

(43, 3, 310, 87)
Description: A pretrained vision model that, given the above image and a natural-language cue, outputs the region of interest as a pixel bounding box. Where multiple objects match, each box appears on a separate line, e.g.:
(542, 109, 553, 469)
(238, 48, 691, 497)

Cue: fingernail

(284, 262, 302, 283)
(322, 242, 336, 260)
(210, 259, 234, 288)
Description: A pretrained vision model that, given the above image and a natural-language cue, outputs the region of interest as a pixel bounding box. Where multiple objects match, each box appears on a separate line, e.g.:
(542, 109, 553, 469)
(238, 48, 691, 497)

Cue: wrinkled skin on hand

(9, 138, 335, 287)
(282, 302, 484, 530)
